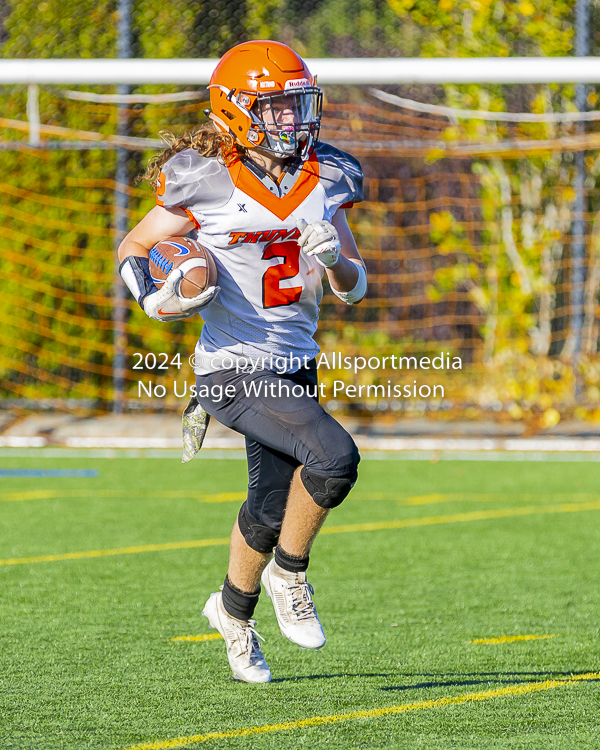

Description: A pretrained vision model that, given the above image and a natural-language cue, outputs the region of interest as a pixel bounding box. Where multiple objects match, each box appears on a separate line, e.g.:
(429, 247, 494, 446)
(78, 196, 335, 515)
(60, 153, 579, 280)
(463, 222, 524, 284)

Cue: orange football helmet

(208, 40, 322, 158)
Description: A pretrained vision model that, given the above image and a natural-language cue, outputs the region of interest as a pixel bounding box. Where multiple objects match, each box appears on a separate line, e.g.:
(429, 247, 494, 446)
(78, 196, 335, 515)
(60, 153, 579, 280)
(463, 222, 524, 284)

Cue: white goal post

(1, 57, 600, 85)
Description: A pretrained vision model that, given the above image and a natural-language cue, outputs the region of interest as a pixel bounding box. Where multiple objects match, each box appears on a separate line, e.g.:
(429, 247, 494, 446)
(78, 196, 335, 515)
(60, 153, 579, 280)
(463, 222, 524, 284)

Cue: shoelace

(246, 623, 267, 666)
(288, 582, 317, 622)
(230, 618, 266, 664)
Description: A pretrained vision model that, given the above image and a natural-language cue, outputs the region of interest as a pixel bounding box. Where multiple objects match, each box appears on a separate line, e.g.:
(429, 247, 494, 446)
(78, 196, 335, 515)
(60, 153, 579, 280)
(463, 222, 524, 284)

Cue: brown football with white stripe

(149, 237, 218, 299)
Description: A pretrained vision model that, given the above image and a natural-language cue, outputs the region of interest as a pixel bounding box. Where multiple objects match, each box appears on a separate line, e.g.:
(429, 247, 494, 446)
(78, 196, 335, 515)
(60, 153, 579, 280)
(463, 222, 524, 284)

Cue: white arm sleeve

(331, 260, 367, 305)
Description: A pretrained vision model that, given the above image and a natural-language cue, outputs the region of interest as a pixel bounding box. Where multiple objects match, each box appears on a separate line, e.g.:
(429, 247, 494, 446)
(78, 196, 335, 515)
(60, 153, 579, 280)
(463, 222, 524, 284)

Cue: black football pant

(195, 359, 360, 532)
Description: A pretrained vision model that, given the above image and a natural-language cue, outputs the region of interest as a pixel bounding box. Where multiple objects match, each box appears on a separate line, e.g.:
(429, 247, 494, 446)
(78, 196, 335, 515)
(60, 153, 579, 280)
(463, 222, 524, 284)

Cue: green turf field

(1, 453, 599, 749)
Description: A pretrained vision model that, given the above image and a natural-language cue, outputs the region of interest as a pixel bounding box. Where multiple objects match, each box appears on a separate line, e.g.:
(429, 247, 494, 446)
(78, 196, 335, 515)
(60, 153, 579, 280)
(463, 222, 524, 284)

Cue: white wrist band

(332, 261, 367, 305)
(119, 256, 157, 308)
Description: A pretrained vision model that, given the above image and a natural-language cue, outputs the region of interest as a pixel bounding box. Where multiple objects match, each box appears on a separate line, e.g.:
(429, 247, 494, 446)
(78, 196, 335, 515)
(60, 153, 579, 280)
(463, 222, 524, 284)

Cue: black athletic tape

(238, 502, 280, 553)
(274, 545, 309, 573)
(300, 467, 355, 509)
(221, 575, 260, 621)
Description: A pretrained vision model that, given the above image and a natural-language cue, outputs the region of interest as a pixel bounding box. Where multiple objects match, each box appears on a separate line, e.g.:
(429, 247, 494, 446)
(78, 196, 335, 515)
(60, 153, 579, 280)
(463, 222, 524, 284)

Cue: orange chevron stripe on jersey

(227, 152, 320, 221)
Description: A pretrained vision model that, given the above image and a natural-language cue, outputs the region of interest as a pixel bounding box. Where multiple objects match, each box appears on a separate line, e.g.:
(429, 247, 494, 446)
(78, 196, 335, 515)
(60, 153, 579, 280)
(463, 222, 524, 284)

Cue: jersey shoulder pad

(156, 148, 235, 210)
(314, 141, 364, 207)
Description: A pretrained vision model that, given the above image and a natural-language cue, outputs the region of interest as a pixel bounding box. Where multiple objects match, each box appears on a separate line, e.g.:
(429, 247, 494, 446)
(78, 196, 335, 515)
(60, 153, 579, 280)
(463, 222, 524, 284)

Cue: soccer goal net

(1, 60, 600, 423)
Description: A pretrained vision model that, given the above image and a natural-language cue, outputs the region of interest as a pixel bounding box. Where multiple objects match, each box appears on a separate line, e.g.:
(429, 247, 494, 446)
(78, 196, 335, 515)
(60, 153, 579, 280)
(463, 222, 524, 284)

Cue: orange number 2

(262, 240, 303, 308)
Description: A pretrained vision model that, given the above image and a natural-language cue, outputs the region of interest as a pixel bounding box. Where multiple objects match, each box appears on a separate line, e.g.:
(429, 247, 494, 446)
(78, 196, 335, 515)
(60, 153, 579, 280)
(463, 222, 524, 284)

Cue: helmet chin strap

(253, 144, 291, 162)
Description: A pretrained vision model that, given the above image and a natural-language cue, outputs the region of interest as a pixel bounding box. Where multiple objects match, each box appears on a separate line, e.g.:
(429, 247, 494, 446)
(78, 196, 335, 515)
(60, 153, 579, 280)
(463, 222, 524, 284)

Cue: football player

(118, 40, 367, 683)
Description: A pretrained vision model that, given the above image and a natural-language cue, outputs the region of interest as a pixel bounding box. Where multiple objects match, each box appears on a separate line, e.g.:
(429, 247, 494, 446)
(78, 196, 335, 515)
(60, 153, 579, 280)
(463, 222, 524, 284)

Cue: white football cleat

(261, 559, 326, 650)
(201, 591, 271, 683)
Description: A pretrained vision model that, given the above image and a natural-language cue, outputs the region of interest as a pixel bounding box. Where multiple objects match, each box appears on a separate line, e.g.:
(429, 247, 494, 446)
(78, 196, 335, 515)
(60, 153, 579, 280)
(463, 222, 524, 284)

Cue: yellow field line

(2, 490, 59, 501)
(4, 500, 600, 567)
(319, 500, 600, 537)
(403, 493, 449, 504)
(0, 537, 230, 566)
(401, 493, 600, 507)
(171, 634, 222, 642)
(198, 493, 246, 503)
(2, 490, 245, 503)
(471, 635, 554, 644)
(116, 671, 600, 750)
(6, 489, 600, 506)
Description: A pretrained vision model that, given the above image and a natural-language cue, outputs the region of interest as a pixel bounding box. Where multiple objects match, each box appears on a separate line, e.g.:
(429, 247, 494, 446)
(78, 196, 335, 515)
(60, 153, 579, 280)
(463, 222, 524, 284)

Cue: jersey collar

(227, 151, 320, 222)
(241, 155, 302, 197)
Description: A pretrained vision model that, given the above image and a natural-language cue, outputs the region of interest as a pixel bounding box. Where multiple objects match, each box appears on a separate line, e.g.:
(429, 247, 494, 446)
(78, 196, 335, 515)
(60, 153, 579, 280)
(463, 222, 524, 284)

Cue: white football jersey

(157, 142, 363, 374)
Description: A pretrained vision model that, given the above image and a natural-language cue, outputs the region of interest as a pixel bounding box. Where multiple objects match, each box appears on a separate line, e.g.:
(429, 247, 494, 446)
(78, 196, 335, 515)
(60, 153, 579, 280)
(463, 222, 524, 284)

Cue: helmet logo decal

(259, 81, 276, 89)
(285, 78, 311, 89)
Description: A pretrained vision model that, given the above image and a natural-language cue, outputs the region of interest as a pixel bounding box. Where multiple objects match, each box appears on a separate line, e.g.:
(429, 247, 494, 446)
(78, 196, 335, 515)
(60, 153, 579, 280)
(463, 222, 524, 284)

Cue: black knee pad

(237, 501, 280, 553)
(300, 467, 356, 509)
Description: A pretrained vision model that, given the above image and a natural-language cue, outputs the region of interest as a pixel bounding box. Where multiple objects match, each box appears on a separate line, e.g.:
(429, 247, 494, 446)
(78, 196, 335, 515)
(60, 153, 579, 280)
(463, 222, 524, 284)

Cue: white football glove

(143, 268, 220, 322)
(296, 218, 341, 268)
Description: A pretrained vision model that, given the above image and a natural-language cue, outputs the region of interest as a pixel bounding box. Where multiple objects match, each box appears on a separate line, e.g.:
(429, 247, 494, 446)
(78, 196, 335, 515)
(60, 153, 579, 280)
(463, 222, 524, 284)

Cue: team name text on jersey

(228, 228, 301, 245)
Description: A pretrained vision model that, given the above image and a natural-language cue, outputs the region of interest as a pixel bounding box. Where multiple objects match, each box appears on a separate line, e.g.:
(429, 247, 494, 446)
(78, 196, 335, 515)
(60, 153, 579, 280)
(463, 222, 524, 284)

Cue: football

(149, 237, 217, 299)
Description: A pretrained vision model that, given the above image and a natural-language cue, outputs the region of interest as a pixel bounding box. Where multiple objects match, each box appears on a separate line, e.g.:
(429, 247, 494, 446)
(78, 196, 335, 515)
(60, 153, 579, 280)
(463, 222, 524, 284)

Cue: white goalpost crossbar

(1, 57, 600, 85)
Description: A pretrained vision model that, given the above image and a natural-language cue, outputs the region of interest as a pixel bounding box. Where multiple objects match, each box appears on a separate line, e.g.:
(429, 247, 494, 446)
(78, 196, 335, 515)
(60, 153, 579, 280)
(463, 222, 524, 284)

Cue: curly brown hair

(139, 125, 245, 185)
